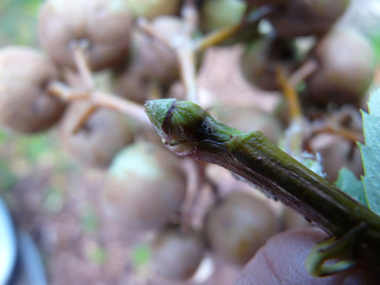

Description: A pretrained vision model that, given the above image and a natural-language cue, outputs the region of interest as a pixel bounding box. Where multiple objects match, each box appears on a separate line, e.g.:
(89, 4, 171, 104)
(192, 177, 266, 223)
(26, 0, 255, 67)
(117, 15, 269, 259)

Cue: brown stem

(180, 158, 203, 231)
(276, 67, 308, 156)
(177, 47, 199, 104)
(311, 125, 363, 144)
(194, 24, 242, 51)
(179, 0, 199, 104)
(136, 4, 202, 104)
(276, 66, 302, 119)
(194, 5, 275, 51)
(71, 40, 95, 89)
(48, 81, 88, 100)
(290, 59, 318, 86)
(91, 90, 151, 126)
(48, 81, 151, 127)
(182, 0, 198, 36)
(72, 105, 98, 134)
(136, 17, 172, 48)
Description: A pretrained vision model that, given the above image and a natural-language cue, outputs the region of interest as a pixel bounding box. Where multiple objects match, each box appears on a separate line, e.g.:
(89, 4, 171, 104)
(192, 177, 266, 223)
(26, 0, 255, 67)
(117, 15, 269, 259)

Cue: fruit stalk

(48, 81, 151, 127)
(144, 98, 380, 273)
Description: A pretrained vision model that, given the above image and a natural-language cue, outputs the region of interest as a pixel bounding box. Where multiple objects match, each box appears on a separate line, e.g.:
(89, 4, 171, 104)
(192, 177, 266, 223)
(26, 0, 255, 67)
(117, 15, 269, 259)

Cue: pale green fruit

(205, 192, 280, 265)
(0, 46, 66, 133)
(104, 141, 186, 230)
(125, 0, 180, 20)
(305, 29, 376, 107)
(60, 101, 135, 169)
(39, 0, 133, 70)
(149, 225, 206, 279)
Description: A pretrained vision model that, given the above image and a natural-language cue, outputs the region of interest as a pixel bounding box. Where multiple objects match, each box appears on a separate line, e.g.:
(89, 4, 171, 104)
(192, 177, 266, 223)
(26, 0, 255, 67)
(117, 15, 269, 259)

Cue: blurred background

(1, 0, 380, 284)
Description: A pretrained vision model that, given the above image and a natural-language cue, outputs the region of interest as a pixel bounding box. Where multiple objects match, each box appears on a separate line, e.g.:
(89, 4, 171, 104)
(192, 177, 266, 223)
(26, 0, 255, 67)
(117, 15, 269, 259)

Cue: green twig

(144, 98, 380, 275)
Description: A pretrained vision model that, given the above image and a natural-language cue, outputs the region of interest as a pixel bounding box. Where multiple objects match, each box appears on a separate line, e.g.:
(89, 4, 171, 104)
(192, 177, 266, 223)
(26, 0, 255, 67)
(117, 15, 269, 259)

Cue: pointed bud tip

(144, 98, 177, 135)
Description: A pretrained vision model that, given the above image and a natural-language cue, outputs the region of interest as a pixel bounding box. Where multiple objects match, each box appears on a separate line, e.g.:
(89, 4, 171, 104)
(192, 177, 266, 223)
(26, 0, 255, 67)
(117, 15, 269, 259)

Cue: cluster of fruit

(0, 0, 377, 282)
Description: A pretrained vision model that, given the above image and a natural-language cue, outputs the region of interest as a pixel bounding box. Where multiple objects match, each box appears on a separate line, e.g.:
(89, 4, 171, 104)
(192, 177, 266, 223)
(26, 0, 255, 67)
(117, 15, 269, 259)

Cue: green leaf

(359, 90, 380, 215)
(370, 33, 380, 62)
(334, 167, 367, 207)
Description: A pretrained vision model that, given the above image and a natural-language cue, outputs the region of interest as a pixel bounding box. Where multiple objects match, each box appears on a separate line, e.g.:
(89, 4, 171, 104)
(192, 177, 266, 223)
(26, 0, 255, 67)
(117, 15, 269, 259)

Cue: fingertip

(236, 227, 380, 284)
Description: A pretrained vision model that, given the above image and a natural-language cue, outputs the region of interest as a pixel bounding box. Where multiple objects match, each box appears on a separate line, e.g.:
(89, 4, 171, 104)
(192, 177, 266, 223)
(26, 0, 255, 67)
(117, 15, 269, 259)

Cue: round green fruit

(243, 0, 288, 7)
(312, 135, 363, 183)
(125, 0, 181, 20)
(240, 37, 299, 91)
(0, 46, 66, 133)
(104, 141, 187, 230)
(59, 101, 135, 168)
(149, 225, 206, 279)
(38, 0, 133, 71)
(205, 191, 280, 265)
(305, 29, 376, 107)
(267, 0, 350, 38)
(199, 0, 259, 45)
(113, 16, 185, 103)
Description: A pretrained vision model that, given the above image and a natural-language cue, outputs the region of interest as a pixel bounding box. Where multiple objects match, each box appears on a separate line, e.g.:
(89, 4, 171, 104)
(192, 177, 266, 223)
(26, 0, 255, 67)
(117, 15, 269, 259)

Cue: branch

(48, 81, 151, 127)
(144, 98, 380, 275)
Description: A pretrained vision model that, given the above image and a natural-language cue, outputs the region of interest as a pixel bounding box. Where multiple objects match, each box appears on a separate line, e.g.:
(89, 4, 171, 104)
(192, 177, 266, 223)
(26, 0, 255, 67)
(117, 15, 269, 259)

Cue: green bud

(144, 99, 243, 144)
(144, 98, 176, 141)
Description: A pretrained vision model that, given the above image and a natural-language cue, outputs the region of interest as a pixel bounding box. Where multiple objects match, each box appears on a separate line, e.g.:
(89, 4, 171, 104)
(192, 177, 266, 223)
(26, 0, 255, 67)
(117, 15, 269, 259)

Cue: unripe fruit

(104, 141, 186, 230)
(312, 135, 363, 183)
(243, 0, 288, 7)
(199, 0, 259, 45)
(200, 0, 245, 33)
(112, 69, 150, 103)
(268, 0, 350, 38)
(305, 29, 376, 107)
(59, 101, 135, 168)
(240, 37, 299, 91)
(38, 0, 133, 71)
(113, 16, 184, 102)
(149, 225, 206, 279)
(132, 16, 182, 87)
(0, 46, 66, 133)
(205, 192, 280, 265)
(125, 0, 181, 20)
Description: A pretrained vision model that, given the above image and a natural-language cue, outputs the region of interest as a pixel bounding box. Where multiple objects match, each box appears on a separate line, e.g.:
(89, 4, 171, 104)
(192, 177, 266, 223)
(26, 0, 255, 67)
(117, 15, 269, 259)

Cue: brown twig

(275, 66, 310, 156)
(194, 24, 242, 51)
(48, 80, 88, 100)
(70, 39, 95, 89)
(67, 42, 98, 132)
(136, 12, 200, 104)
(177, 47, 199, 103)
(72, 105, 98, 134)
(289, 59, 318, 86)
(182, 0, 198, 36)
(276, 66, 302, 119)
(194, 5, 274, 51)
(137, 5, 275, 105)
(180, 158, 205, 231)
(136, 17, 172, 48)
(48, 81, 151, 127)
(310, 125, 363, 144)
